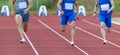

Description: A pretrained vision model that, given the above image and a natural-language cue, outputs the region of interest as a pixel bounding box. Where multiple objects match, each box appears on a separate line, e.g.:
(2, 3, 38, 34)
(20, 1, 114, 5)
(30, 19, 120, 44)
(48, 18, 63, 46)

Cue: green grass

(112, 18, 120, 23)
(0, 0, 120, 14)
(112, 18, 120, 25)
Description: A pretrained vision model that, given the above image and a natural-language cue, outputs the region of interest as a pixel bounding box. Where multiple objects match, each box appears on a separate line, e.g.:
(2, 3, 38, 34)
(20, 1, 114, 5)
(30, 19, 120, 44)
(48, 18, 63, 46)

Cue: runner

(57, 0, 79, 46)
(93, 0, 115, 44)
(11, 0, 33, 43)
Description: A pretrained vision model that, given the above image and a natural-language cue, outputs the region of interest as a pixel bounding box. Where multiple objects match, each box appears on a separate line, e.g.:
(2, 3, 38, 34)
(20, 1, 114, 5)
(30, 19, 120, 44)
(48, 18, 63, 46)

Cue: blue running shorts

(16, 10, 30, 22)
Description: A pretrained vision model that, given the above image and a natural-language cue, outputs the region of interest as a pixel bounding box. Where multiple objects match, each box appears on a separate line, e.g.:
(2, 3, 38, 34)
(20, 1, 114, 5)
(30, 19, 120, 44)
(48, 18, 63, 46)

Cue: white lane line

(82, 19, 120, 34)
(76, 27, 120, 48)
(75, 19, 120, 48)
(22, 29, 39, 55)
(38, 20, 89, 55)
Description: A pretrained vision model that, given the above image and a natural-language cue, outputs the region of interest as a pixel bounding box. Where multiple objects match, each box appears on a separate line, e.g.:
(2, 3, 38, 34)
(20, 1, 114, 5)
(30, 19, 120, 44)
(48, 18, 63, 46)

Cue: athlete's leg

(15, 14, 26, 43)
(100, 22, 107, 44)
(23, 22, 28, 32)
(61, 15, 67, 32)
(70, 21, 76, 46)
(68, 13, 76, 46)
(107, 28, 111, 33)
(61, 25, 66, 32)
(99, 15, 107, 44)
(105, 15, 112, 33)
(22, 12, 30, 32)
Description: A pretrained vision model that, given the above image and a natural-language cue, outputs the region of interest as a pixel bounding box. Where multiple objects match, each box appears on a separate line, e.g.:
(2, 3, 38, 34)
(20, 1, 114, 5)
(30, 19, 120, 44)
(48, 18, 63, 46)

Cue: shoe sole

(103, 42, 107, 44)
(20, 40, 26, 44)
(71, 44, 75, 47)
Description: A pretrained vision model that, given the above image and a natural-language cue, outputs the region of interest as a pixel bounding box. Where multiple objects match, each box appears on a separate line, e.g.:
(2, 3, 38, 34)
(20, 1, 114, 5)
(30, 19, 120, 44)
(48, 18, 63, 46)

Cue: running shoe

(20, 39, 26, 43)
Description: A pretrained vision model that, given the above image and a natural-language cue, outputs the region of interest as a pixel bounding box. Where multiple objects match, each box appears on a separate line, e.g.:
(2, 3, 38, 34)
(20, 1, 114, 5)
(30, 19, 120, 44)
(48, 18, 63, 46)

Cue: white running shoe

(20, 39, 26, 43)
(103, 40, 107, 44)
(71, 41, 74, 46)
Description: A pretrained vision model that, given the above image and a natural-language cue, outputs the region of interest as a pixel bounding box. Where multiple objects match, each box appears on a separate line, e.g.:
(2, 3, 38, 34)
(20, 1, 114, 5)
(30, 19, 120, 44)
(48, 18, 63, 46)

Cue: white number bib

(100, 4, 109, 11)
(18, 2, 27, 9)
(65, 3, 73, 10)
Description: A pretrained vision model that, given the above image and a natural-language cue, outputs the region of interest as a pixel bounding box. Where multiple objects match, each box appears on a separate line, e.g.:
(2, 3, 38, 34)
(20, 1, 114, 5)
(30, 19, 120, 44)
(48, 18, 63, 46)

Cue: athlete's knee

(100, 22, 105, 28)
(15, 14, 22, 21)
(71, 23, 76, 29)
(15, 14, 22, 18)
(15, 14, 22, 27)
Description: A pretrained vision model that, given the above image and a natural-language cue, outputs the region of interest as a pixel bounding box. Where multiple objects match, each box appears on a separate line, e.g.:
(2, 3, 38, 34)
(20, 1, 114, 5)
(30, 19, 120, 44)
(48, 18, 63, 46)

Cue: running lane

(34, 14, 120, 55)
(0, 16, 35, 55)
(26, 14, 86, 55)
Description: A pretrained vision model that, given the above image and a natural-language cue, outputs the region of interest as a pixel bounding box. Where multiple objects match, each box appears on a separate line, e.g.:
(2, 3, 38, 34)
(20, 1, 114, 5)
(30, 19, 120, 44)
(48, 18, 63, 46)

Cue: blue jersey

(16, 0, 29, 22)
(16, 0, 28, 11)
(98, 0, 112, 15)
(61, 0, 75, 16)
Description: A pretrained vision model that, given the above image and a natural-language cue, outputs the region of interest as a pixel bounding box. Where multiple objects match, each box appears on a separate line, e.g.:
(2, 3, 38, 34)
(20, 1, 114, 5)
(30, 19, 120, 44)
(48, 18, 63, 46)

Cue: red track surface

(0, 14, 120, 55)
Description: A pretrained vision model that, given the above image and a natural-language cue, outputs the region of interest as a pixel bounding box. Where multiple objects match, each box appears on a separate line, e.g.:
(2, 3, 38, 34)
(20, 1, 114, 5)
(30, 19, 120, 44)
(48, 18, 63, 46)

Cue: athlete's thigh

(23, 12, 30, 22)
(99, 15, 106, 27)
(68, 13, 76, 23)
(15, 14, 22, 24)
(99, 15, 105, 23)
(105, 15, 112, 28)
(61, 15, 68, 25)
(16, 10, 23, 22)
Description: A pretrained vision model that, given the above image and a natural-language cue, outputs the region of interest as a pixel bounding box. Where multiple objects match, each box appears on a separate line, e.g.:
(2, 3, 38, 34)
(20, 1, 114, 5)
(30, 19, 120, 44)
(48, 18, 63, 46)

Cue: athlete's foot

(20, 39, 26, 44)
(103, 40, 107, 44)
(71, 41, 75, 46)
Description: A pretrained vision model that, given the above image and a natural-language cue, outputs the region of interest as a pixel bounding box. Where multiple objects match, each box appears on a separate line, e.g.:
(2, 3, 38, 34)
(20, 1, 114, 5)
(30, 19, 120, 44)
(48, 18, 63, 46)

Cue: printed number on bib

(18, 2, 27, 9)
(65, 3, 73, 10)
(101, 4, 109, 11)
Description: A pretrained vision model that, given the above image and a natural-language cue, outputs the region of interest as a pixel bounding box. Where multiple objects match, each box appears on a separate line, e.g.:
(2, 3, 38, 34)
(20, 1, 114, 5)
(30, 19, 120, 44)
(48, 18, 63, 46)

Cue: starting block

(1, 5, 10, 16)
(38, 5, 47, 17)
(78, 5, 86, 16)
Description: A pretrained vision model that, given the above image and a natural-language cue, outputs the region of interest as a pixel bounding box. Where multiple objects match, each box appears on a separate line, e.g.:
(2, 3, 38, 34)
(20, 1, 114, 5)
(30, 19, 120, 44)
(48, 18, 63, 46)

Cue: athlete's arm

(107, 0, 115, 13)
(93, 0, 98, 13)
(75, 0, 79, 15)
(11, 0, 16, 15)
(57, 0, 64, 15)
(24, 0, 33, 14)
(57, 0, 63, 11)
(75, 0, 79, 20)
(93, 0, 98, 18)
